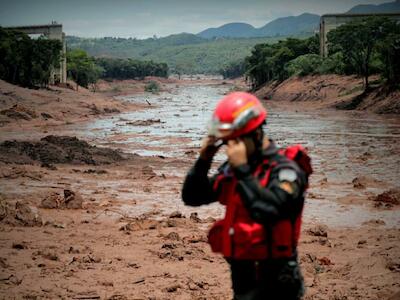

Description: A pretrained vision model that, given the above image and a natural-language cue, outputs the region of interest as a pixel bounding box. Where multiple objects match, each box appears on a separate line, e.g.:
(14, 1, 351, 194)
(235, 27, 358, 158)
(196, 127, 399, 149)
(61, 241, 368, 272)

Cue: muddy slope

(255, 74, 400, 114)
(0, 79, 138, 127)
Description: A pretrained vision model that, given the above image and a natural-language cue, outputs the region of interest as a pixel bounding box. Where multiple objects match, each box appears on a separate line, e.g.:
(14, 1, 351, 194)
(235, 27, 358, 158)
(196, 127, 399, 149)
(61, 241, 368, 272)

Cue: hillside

(66, 35, 291, 74)
(197, 23, 257, 39)
(256, 13, 320, 37)
(196, 0, 399, 39)
(347, 0, 400, 13)
(255, 74, 400, 114)
(197, 13, 320, 39)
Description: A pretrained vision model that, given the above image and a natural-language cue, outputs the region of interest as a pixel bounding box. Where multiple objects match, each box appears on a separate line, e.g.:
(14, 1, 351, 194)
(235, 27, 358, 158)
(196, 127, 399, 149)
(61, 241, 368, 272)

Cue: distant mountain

(197, 13, 320, 39)
(347, 0, 400, 14)
(196, 1, 400, 39)
(256, 13, 320, 37)
(156, 32, 206, 46)
(198, 22, 256, 39)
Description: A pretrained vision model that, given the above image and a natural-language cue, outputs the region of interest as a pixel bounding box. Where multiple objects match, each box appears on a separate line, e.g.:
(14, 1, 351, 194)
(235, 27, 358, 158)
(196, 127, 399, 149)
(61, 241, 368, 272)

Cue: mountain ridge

(197, 13, 320, 39)
(197, 0, 399, 39)
(347, 0, 400, 13)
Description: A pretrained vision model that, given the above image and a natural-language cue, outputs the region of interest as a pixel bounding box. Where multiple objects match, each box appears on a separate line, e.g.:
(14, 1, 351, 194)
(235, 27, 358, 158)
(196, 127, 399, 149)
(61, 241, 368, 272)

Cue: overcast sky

(0, 0, 393, 38)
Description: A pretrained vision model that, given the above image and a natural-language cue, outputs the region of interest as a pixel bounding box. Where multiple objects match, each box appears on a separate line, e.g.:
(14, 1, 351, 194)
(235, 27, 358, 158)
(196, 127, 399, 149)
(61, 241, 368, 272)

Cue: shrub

(144, 81, 160, 93)
(317, 52, 345, 75)
(286, 54, 323, 77)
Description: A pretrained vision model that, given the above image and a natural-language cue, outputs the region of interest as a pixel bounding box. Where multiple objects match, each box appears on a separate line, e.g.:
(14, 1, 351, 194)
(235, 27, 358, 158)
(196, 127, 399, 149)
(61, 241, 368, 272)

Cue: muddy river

(91, 83, 400, 228)
(4, 83, 400, 227)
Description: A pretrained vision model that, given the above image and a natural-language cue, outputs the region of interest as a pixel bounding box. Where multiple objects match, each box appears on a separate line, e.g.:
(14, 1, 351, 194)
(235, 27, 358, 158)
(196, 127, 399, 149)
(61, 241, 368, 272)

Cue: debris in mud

(83, 169, 108, 175)
(0, 135, 125, 165)
(38, 250, 59, 261)
(362, 219, 386, 226)
(164, 283, 181, 293)
(0, 201, 43, 227)
(141, 165, 157, 177)
(165, 232, 180, 241)
(119, 219, 159, 232)
(64, 189, 84, 209)
(41, 162, 57, 170)
(372, 189, 400, 208)
(132, 278, 145, 285)
(0, 166, 42, 180)
(358, 151, 373, 161)
(99, 280, 114, 287)
(169, 211, 184, 218)
(41, 112, 53, 120)
(352, 177, 365, 189)
(187, 279, 210, 291)
(41, 192, 63, 209)
(72, 291, 100, 299)
(143, 186, 151, 193)
(307, 225, 328, 237)
(12, 242, 28, 250)
(319, 177, 328, 185)
(190, 212, 202, 223)
(80, 254, 102, 264)
(40, 189, 84, 209)
(352, 176, 381, 189)
(386, 261, 400, 272)
(126, 118, 163, 126)
(0, 104, 37, 120)
(185, 150, 197, 157)
(318, 257, 334, 266)
(0, 274, 22, 285)
(103, 107, 120, 113)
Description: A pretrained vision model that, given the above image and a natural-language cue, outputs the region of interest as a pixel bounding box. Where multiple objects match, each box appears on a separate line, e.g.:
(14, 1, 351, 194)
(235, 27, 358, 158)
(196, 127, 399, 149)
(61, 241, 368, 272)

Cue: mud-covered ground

(0, 79, 399, 299)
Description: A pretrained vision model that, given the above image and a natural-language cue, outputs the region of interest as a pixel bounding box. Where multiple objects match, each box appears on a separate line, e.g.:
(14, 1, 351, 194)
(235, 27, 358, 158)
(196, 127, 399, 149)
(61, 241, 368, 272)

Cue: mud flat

(0, 79, 399, 299)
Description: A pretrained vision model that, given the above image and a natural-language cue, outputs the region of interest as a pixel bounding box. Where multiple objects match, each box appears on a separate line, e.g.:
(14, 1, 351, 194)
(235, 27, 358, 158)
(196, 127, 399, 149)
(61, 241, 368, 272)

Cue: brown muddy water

(2, 83, 400, 227)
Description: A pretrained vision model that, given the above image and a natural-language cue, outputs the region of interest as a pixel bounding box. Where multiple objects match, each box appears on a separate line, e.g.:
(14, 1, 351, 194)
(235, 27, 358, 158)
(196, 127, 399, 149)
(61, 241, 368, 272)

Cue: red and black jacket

(182, 140, 308, 260)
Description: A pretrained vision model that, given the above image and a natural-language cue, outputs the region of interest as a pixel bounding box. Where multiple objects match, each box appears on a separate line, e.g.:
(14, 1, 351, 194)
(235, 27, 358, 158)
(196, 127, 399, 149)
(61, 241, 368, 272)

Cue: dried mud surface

(0, 78, 399, 299)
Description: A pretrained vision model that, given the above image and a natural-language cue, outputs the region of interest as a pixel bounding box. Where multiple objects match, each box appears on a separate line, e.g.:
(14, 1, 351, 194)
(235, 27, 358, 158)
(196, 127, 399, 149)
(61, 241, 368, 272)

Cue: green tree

(0, 27, 61, 87)
(95, 57, 168, 80)
(376, 26, 400, 85)
(31, 37, 63, 87)
(286, 54, 323, 77)
(67, 49, 103, 90)
(219, 60, 246, 79)
(327, 16, 397, 90)
(245, 36, 316, 89)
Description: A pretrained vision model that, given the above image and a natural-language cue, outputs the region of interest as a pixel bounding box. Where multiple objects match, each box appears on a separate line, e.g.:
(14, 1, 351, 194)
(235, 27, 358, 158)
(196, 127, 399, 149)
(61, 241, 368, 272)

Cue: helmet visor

(207, 107, 260, 139)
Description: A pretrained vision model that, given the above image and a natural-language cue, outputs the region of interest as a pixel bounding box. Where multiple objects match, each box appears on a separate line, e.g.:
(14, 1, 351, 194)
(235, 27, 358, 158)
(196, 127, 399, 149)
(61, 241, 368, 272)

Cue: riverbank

(0, 79, 399, 299)
(255, 74, 400, 114)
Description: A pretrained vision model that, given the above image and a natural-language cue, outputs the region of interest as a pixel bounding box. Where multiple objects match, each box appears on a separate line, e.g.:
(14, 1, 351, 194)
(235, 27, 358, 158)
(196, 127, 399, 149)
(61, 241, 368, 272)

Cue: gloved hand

(199, 136, 220, 161)
(226, 139, 247, 167)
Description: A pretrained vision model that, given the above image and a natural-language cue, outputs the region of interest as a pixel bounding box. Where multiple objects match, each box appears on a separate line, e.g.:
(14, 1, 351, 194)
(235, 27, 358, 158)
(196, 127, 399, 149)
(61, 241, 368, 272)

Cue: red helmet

(208, 92, 267, 140)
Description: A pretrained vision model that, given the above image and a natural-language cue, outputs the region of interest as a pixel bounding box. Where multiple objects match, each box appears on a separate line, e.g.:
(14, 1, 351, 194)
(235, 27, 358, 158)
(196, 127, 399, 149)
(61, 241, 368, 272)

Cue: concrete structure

(5, 23, 67, 84)
(320, 13, 400, 57)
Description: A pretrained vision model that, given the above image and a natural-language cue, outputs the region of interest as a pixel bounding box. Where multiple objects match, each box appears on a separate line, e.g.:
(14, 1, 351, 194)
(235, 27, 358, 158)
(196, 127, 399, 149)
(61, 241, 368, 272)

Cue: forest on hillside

(66, 34, 298, 74)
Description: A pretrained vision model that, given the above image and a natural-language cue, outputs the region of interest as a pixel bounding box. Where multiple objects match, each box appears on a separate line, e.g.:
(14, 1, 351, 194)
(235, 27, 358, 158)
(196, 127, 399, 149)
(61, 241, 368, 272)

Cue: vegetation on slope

(66, 34, 302, 74)
(245, 17, 400, 91)
(0, 27, 62, 87)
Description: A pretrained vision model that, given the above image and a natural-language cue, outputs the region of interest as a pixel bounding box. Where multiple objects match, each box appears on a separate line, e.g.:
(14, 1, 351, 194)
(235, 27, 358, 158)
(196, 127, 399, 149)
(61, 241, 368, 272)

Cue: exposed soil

(0, 136, 126, 165)
(0, 77, 399, 299)
(255, 74, 400, 114)
(0, 79, 142, 128)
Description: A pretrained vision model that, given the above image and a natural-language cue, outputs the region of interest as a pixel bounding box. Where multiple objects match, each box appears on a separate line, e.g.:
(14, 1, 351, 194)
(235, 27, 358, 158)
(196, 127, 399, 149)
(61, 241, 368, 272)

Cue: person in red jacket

(182, 92, 310, 300)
